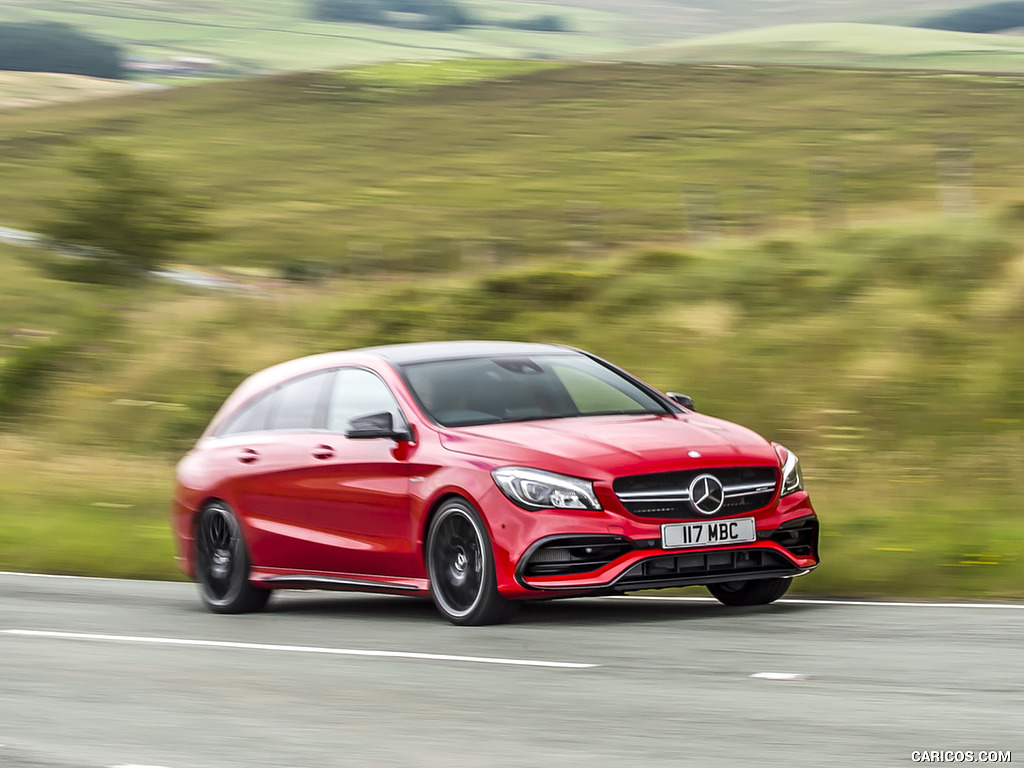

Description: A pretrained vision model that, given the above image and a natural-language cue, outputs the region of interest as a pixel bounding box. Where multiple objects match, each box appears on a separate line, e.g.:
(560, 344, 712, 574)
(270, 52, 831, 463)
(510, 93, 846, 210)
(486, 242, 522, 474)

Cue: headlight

(780, 448, 804, 497)
(491, 467, 601, 511)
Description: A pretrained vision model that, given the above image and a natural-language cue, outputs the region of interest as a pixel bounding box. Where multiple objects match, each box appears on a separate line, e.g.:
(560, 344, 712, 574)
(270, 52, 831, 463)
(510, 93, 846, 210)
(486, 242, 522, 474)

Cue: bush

(481, 265, 608, 304)
(0, 339, 75, 425)
(37, 145, 211, 284)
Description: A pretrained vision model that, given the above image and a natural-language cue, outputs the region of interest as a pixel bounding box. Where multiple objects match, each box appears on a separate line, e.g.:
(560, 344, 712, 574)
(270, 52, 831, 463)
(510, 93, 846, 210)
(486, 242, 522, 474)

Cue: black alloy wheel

(426, 499, 517, 626)
(707, 576, 791, 606)
(195, 501, 270, 614)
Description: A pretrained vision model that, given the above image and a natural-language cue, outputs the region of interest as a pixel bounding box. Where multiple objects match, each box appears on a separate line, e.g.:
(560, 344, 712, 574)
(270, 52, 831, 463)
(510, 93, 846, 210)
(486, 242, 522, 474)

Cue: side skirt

(253, 571, 429, 596)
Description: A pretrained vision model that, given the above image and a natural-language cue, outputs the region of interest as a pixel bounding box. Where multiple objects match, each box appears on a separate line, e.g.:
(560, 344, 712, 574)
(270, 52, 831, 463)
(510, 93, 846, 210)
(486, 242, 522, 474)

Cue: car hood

(438, 413, 778, 478)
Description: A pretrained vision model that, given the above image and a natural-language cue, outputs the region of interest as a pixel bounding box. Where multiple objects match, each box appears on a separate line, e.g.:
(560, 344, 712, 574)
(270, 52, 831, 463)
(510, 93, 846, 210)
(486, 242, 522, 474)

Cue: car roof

(362, 340, 580, 365)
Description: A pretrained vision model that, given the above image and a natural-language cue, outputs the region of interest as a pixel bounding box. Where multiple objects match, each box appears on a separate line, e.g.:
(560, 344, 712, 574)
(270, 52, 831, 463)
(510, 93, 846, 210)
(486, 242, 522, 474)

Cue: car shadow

(515, 597, 815, 626)
(259, 591, 818, 625)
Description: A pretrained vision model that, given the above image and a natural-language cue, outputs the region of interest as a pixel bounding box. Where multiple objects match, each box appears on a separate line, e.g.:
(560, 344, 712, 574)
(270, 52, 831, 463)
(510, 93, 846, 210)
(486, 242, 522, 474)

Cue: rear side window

(219, 393, 274, 436)
(269, 370, 334, 431)
(327, 368, 404, 433)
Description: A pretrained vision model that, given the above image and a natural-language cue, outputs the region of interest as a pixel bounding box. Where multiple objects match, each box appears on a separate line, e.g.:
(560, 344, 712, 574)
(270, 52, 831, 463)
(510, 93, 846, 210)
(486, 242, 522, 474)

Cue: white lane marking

(112, 765, 173, 768)
(602, 595, 1024, 609)
(2, 630, 598, 669)
(750, 672, 811, 681)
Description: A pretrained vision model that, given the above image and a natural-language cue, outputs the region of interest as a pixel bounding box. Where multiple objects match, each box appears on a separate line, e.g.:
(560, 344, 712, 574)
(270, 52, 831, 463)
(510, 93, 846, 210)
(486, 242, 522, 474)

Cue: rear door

(228, 369, 335, 570)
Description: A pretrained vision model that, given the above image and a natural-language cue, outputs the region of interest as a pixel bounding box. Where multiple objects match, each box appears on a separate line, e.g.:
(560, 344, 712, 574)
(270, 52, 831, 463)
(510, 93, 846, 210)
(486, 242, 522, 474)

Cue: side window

(328, 368, 404, 433)
(219, 393, 273, 436)
(268, 370, 333, 431)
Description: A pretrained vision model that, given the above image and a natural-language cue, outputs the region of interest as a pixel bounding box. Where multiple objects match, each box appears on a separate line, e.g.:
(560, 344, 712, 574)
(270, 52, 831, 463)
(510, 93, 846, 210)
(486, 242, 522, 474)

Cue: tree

(0, 22, 124, 79)
(917, 1, 1024, 33)
(499, 15, 569, 32)
(311, 0, 387, 24)
(311, 0, 475, 29)
(38, 145, 210, 283)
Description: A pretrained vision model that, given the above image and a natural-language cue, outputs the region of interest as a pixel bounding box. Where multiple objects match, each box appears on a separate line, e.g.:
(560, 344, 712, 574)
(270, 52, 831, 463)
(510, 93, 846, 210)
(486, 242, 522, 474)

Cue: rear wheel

(707, 577, 791, 606)
(426, 499, 517, 626)
(195, 501, 270, 614)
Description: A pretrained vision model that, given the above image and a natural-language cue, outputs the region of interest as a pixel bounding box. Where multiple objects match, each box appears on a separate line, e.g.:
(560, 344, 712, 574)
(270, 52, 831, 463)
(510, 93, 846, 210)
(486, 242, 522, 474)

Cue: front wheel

(426, 499, 517, 626)
(195, 501, 270, 614)
(707, 577, 791, 606)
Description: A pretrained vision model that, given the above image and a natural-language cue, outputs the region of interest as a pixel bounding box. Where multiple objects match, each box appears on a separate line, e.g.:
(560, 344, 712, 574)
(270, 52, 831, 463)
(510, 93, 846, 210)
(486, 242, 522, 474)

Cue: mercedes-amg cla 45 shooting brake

(172, 341, 819, 625)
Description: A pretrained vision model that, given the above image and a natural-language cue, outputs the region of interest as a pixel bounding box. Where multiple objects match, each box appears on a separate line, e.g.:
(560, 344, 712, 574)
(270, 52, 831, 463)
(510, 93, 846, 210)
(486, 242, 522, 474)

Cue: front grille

(615, 548, 792, 588)
(522, 536, 633, 577)
(614, 466, 777, 519)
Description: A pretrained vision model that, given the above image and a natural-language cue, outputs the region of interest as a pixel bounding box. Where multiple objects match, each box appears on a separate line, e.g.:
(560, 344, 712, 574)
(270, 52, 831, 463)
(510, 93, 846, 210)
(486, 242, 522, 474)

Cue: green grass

(0, 62, 1023, 597)
(0, 435, 179, 579)
(629, 22, 1024, 72)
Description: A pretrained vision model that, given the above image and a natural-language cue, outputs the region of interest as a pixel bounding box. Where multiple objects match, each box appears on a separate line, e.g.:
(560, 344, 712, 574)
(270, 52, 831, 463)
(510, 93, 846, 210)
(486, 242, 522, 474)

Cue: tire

(426, 498, 518, 626)
(195, 501, 270, 614)
(707, 577, 791, 606)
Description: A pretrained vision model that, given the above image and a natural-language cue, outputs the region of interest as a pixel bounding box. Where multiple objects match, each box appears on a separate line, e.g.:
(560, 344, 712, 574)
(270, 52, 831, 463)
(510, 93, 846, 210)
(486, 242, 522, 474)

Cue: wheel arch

(419, 491, 476, 569)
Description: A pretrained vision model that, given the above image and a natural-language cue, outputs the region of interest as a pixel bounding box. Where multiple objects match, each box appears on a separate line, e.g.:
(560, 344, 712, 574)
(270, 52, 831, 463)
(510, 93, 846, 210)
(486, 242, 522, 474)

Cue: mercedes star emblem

(689, 473, 725, 515)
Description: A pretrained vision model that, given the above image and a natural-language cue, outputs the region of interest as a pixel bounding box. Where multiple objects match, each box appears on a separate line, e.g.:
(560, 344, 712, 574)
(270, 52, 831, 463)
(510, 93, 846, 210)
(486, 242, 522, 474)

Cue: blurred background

(0, 0, 1022, 598)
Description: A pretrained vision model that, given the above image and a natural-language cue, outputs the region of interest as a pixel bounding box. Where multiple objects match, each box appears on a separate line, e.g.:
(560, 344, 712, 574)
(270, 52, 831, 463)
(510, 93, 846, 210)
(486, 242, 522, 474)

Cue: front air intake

(522, 536, 633, 577)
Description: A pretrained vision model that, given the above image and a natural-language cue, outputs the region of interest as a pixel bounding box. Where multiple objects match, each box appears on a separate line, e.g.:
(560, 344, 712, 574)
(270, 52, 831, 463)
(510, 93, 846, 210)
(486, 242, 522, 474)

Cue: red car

(172, 341, 818, 625)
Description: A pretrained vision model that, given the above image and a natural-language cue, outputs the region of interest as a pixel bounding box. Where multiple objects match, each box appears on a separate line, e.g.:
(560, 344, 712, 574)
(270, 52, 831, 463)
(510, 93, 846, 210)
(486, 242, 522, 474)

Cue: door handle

(312, 444, 335, 460)
(238, 447, 260, 464)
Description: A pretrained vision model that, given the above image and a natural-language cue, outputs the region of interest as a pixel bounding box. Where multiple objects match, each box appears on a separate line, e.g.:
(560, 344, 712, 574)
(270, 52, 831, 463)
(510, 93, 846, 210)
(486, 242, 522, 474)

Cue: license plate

(661, 518, 756, 549)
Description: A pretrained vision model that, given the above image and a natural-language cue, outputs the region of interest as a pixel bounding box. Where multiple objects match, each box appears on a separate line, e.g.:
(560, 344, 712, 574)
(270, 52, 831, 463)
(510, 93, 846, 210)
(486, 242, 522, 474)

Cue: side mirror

(667, 392, 695, 411)
(345, 411, 411, 441)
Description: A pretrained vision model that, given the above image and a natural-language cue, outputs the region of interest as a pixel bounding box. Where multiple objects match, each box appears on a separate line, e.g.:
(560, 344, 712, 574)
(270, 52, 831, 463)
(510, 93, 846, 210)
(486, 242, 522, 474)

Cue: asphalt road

(0, 572, 1019, 768)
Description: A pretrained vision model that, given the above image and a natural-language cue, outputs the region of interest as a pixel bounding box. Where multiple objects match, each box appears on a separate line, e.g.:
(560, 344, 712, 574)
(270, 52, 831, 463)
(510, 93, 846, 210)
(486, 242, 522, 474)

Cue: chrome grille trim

(617, 481, 774, 503)
(613, 466, 778, 519)
(617, 490, 692, 502)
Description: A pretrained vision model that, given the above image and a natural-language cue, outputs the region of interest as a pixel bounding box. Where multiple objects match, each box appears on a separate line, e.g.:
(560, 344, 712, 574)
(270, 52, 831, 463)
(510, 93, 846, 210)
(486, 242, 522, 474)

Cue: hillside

(628, 22, 1024, 72)
(3, 62, 1024, 268)
(0, 62, 1022, 595)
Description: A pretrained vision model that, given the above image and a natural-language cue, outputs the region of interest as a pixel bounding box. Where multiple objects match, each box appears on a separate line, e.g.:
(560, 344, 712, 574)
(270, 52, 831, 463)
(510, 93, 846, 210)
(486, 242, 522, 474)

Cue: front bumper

(485, 485, 819, 599)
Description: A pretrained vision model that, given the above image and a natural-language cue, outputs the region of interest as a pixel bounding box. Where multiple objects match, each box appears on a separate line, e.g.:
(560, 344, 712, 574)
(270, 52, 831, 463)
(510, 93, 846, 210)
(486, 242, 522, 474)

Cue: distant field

(629, 22, 1024, 72)
(0, 0, 627, 74)
(0, 72, 152, 110)
(0, 1, 994, 76)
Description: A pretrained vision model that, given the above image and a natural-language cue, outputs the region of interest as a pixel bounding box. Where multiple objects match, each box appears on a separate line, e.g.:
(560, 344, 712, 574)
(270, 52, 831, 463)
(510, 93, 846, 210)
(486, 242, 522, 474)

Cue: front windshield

(402, 354, 669, 427)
